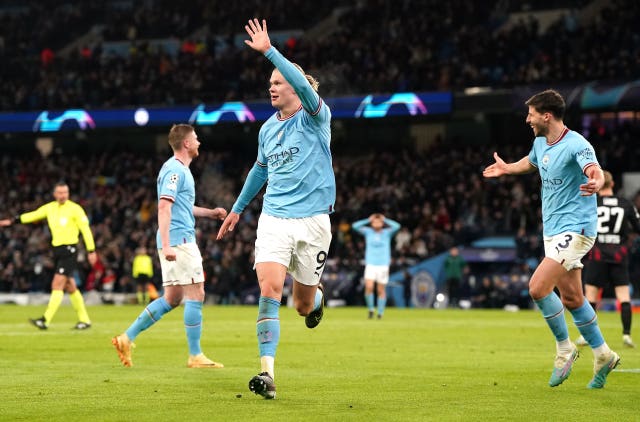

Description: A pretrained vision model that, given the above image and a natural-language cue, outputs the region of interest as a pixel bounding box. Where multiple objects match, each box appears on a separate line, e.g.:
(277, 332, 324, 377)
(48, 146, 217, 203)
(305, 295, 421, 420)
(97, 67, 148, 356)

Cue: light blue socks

(377, 296, 387, 316)
(534, 292, 569, 342)
(569, 300, 605, 348)
(184, 300, 204, 355)
(365, 293, 374, 311)
(126, 297, 173, 341)
(257, 296, 281, 357)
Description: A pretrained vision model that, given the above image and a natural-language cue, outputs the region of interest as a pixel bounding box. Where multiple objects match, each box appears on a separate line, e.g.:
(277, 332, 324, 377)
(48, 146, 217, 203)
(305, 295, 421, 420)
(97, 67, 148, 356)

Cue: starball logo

(33, 110, 95, 132)
(355, 93, 428, 118)
(189, 102, 255, 125)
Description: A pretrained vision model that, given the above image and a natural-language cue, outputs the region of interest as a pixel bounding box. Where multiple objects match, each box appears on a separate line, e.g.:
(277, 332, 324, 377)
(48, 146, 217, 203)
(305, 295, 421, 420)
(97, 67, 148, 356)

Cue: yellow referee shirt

(19, 200, 96, 251)
(132, 254, 154, 278)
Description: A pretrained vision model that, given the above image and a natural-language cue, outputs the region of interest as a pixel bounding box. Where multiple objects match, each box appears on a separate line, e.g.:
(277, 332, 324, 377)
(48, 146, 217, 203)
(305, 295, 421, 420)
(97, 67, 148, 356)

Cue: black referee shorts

(52, 244, 79, 276)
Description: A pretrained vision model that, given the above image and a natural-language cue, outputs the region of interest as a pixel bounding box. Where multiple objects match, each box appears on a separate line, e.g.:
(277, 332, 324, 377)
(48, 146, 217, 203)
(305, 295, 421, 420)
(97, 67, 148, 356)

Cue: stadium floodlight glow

(354, 93, 428, 118)
(134, 108, 150, 126)
(33, 110, 96, 132)
(188, 102, 256, 125)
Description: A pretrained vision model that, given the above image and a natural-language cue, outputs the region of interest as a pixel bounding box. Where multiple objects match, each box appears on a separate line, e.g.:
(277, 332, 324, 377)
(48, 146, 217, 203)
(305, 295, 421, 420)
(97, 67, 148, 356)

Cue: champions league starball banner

(0, 91, 453, 133)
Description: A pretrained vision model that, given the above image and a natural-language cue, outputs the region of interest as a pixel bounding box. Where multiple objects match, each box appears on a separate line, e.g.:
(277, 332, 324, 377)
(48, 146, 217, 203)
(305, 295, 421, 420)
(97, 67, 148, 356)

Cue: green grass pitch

(1, 304, 638, 421)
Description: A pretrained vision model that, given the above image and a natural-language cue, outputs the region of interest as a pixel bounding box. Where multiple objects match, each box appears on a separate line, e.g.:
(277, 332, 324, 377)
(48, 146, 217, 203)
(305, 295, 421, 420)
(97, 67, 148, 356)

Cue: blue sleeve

(264, 47, 322, 116)
(384, 218, 401, 235)
(158, 166, 182, 202)
(352, 218, 370, 234)
(231, 162, 268, 214)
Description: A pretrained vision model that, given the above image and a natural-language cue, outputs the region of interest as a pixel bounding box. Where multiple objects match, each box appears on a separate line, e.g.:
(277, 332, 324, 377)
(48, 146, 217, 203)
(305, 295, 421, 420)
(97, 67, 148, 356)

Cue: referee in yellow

(132, 246, 154, 304)
(0, 181, 97, 330)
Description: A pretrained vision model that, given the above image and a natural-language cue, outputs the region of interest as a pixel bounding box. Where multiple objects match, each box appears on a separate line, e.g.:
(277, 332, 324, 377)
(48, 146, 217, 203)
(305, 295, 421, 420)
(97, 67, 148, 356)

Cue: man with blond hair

(112, 124, 227, 368)
(217, 19, 335, 399)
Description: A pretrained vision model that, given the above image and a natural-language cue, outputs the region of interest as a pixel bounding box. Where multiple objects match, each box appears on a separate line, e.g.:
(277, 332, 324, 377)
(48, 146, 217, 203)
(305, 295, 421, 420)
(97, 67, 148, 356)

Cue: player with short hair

(483, 89, 619, 389)
(352, 213, 401, 319)
(217, 19, 335, 399)
(1, 181, 97, 330)
(575, 170, 640, 348)
(112, 124, 227, 368)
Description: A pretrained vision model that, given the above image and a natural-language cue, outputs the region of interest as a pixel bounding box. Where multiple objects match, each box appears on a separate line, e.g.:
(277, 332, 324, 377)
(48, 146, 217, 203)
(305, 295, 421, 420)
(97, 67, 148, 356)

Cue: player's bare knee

(528, 281, 546, 300)
(167, 298, 181, 308)
(561, 295, 582, 310)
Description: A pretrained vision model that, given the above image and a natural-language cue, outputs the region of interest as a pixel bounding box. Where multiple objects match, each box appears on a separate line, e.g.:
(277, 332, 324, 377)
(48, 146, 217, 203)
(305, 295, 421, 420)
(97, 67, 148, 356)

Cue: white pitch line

(613, 368, 640, 373)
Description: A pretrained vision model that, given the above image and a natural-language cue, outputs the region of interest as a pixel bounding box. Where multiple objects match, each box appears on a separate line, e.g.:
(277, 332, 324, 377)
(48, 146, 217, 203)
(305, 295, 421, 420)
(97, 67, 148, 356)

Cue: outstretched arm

(483, 152, 535, 178)
(216, 162, 268, 239)
(1, 204, 48, 227)
(193, 206, 227, 220)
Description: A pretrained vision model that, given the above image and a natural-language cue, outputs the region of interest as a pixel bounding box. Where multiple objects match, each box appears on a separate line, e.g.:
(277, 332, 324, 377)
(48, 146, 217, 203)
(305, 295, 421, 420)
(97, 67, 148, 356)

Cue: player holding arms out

(1, 182, 96, 330)
(217, 19, 335, 399)
(483, 89, 619, 389)
(576, 170, 640, 348)
(112, 124, 227, 368)
(352, 214, 401, 319)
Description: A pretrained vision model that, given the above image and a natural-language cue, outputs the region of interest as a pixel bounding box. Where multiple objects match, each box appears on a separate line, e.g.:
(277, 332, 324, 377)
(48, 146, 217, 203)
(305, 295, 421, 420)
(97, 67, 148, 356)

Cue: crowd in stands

(1, 0, 638, 111)
(2, 120, 640, 308)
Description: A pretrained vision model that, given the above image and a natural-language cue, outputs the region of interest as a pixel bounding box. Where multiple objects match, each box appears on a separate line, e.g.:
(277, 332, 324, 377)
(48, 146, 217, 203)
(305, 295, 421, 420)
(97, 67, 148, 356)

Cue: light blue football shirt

(242, 47, 336, 218)
(528, 128, 599, 237)
(156, 157, 196, 247)
(352, 218, 401, 266)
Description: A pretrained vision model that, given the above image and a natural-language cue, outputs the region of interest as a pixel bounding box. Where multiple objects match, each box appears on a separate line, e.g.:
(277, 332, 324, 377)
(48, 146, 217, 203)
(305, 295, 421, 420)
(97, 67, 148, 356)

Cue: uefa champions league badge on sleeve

(167, 174, 179, 191)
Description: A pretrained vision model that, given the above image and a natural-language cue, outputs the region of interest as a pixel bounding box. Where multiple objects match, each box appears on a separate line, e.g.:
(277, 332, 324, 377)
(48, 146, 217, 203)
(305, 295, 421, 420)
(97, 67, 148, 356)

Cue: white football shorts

(255, 213, 332, 286)
(543, 232, 595, 271)
(364, 264, 390, 285)
(158, 242, 205, 286)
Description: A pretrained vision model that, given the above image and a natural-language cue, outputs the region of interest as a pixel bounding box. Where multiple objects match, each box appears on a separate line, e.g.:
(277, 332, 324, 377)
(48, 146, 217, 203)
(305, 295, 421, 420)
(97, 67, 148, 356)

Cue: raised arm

(384, 217, 401, 235)
(483, 152, 535, 178)
(244, 18, 321, 115)
(352, 218, 370, 234)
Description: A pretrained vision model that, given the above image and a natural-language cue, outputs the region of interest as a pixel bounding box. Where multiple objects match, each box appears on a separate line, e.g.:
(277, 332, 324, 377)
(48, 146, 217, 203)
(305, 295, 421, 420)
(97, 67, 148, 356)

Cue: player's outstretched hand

(0, 219, 12, 227)
(211, 207, 228, 220)
(244, 18, 271, 54)
(483, 152, 508, 178)
(217, 212, 240, 240)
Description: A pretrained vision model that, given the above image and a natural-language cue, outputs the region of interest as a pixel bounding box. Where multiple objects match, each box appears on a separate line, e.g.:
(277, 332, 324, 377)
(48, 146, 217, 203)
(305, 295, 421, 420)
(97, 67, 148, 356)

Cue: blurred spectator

(443, 247, 467, 307)
(1, 0, 639, 110)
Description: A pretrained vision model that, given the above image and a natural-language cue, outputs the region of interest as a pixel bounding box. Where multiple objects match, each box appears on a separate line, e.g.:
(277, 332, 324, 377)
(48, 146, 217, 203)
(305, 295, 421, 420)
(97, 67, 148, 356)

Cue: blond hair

(168, 124, 194, 151)
(603, 170, 614, 189)
(292, 63, 319, 92)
